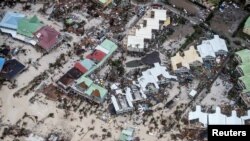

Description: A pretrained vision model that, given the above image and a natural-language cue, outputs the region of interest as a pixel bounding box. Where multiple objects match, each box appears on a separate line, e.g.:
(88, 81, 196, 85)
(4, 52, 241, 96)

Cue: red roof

(86, 50, 106, 62)
(74, 62, 87, 73)
(34, 25, 60, 51)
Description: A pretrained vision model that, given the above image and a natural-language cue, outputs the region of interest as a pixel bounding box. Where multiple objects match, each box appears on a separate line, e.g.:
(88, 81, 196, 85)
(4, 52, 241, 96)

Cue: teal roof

(76, 76, 93, 86)
(99, 0, 109, 4)
(235, 49, 250, 64)
(100, 39, 118, 53)
(17, 15, 43, 38)
(119, 128, 134, 141)
(239, 64, 250, 75)
(80, 59, 96, 70)
(75, 76, 107, 103)
(85, 84, 107, 99)
(244, 16, 250, 30)
(122, 128, 134, 136)
(239, 75, 250, 93)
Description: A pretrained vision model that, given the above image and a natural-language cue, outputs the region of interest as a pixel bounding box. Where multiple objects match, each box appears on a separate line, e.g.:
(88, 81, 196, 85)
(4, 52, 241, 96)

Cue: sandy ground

(201, 77, 232, 106)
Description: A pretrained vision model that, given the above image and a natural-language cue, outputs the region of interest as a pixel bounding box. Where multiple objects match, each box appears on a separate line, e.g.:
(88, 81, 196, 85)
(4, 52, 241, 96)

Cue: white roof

(111, 95, 120, 111)
(188, 105, 208, 127)
(208, 107, 226, 125)
(152, 9, 167, 21)
(140, 89, 147, 99)
(209, 35, 228, 52)
(138, 70, 159, 92)
(197, 41, 216, 58)
(189, 105, 250, 127)
(125, 90, 134, 108)
(226, 110, 243, 125)
(127, 9, 167, 50)
(95, 45, 109, 54)
(145, 18, 160, 30)
(127, 35, 144, 49)
(150, 63, 177, 81)
(197, 35, 228, 59)
(111, 86, 134, 113)
(0, 28, 16, 36)
(135, 24, 152, 39)
(189, 90, 197, 97)
(116, 89, 123, 94)
(138, 63, 177, 92)
(112, 94, 134, 113)
(0, 28, 37, 45)
(126, 87, 133, 102)
(111, 83, 119, 90)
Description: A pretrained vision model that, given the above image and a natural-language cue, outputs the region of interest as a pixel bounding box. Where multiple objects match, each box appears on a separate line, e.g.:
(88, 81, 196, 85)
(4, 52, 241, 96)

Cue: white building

(111, 94, 134, 115)
(127, 36, 145, 52)
(189, 105, 250, 127)
(111, 63, 176, 114)
(111, 85, 148, 114)
(197, 35, 228, 60)
(138, 63, 177, 94)
(127, 86, 147, 102)
(189, 89, 197, 98)
(126, 9, 169, 52)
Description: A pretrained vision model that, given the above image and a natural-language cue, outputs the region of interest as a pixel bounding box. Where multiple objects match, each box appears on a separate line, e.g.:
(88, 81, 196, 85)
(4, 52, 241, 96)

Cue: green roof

(76, 76, 93, 86)
(239, 64, 250, 76)
(244, 17, 250, 30)
(235, 49, 250, 64)
(239, 75, 250, 93)
(66, 18, 73, 24)
(100, 39, 118, 53)
(99, 0, 109, 4)
(85, 84, 107, 100)
(17, 15, 43, 38)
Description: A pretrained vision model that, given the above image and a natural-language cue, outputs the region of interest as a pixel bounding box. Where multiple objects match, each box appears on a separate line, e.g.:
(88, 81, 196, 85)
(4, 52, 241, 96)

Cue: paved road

(130, 0, 201, 25)
(125, 14, 139, 29)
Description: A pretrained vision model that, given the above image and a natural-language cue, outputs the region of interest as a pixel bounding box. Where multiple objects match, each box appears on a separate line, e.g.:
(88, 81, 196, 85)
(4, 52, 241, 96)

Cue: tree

(102, 128, 107, 132)
(107, 132, 112, 137)
(48, 113, 54, 118)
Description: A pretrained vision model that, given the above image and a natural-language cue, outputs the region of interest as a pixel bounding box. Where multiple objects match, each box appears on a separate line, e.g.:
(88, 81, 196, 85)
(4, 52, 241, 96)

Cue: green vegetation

(205, 12, 214, 24)
(111, 59, 125, 76)
(208, 0, 221, 6)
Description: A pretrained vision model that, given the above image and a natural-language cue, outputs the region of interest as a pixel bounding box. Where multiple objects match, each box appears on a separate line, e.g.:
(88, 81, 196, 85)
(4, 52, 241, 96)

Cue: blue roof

(80, 59, 96, 70)
(0, 57, 5, 71)
(0, 12, 25, 30)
